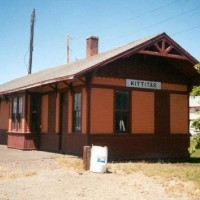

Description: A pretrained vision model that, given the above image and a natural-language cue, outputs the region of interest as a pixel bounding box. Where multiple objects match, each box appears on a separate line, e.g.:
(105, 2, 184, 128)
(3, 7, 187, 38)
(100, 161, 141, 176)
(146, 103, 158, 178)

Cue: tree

(189, 63, 200, 154)
(191, 63, 200, 96)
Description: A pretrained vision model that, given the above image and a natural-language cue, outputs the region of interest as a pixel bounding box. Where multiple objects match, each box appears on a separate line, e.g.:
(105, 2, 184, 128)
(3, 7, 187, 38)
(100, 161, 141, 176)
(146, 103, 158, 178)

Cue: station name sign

(126, 79, 161, 90)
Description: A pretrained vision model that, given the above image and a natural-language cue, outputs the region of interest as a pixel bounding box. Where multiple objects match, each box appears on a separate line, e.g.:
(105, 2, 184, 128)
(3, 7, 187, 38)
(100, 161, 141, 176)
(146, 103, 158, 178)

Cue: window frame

(73, 91, 82, 133)
(114, 90, 130, 134)
(11, 96, 23, 131)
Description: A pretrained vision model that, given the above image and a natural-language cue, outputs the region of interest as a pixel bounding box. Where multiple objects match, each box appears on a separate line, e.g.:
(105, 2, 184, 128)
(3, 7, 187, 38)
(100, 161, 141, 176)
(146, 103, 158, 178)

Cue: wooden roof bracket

(85, 70, 97, 91)
(63, 81, 73, 94)
(139, 39, 189, 60)
(0, 94, 9, 103)
(49, 83, 57, 92)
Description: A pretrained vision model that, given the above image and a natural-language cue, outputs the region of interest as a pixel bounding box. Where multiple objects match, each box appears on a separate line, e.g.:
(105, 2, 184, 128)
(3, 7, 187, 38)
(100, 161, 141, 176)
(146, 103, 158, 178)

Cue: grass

(54, 156, 84, 171)
(54, 151, 200, 198)
(107, 159, 200, 198)
(0, 171, 38, 180)
(54, 153, 200, 188)
(107, 161, 200, 184)
(191, 149, 200, 158)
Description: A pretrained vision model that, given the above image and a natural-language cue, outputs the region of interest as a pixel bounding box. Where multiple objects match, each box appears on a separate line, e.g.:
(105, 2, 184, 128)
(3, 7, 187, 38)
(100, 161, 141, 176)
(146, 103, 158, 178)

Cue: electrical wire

(73, 0, 178, 40)
(172, 24, 200, 36)
(100, 5, 200, 47)
(24, 48, 29, 73)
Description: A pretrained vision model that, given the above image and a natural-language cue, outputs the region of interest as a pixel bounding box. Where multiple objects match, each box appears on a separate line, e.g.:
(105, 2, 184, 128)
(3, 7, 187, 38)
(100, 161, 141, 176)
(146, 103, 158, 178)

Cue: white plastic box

(90, 146, 108, 173)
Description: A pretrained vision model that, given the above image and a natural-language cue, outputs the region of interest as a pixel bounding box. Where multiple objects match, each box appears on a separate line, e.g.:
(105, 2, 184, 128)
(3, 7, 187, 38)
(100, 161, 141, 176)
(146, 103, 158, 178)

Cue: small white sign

(126, 79, 161, 90)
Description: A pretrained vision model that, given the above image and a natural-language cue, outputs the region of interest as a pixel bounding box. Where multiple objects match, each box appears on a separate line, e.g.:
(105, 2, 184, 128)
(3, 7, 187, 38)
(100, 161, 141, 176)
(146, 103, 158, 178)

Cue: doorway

(59, 92, 68, 151)
(30, 94, 41, 132)
(30, 94, 41, 149)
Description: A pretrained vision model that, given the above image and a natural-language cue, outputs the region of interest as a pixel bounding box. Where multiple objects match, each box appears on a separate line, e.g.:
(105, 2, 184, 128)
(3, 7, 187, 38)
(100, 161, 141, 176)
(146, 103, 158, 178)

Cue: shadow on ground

(189, 157, 200, 163)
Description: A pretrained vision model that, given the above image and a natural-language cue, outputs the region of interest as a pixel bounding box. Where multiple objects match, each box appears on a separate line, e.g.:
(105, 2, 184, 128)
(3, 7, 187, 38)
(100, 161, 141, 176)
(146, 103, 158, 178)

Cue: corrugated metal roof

(0, 32, 197, 95)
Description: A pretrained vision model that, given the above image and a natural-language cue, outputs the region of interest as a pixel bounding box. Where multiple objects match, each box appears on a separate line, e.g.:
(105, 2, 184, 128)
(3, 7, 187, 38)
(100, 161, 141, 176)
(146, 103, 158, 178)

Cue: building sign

(126, 79, 161, 90)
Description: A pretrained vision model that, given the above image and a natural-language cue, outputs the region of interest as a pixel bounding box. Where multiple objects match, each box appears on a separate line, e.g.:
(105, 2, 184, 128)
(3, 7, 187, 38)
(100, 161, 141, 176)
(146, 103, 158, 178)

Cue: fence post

(83, 146, 91, 170)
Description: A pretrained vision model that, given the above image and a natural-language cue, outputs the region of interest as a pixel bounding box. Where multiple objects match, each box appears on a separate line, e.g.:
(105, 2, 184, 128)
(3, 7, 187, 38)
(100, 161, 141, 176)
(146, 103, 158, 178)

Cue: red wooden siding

(7, 132, 39, 150)
(132, 91, 154, 134)
(96, 54, 189, 85)
(41, 95, 48, 132)
(0, 101, 9, 144)
(170, 94, 188, 134)
(162, 83, 187, 91)
(40, 133, 59, 152)
(67, 90, 73, 133)
(155, 92, 170, 134)
(92, 76, 125, 87)
(0, 101, 9, 130)
(55, 93, 60, 133)
(90, 88, 114, 134)
(88, 134, 190, 161)
(48, 93, 56, 133)
(82, 88, 87, 134)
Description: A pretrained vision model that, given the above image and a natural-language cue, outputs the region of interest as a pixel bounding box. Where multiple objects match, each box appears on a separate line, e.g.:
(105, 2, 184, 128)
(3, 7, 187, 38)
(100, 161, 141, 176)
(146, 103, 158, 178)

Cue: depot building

(0, 32, 199, 161)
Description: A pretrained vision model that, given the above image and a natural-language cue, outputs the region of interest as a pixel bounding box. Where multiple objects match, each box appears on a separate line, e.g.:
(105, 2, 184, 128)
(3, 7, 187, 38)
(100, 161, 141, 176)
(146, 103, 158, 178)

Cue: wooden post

(28, 9, 35, 74)
(83, 146, 91, 171)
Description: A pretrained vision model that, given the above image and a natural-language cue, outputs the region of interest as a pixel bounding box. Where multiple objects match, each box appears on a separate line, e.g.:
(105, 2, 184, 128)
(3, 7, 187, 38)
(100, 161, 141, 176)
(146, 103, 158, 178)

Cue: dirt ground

(0, 145, 198, 200)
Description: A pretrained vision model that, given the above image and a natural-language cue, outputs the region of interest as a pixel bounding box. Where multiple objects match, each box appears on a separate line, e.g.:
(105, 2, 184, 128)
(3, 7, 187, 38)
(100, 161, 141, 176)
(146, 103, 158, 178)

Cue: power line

(24, 48, 29, 72)
(172, 24, 200, 36)
(65, 3, 200, 62)
(73, 0, 178, 40)
(70, 5, 200, 59)
(100, 5, 200, 48)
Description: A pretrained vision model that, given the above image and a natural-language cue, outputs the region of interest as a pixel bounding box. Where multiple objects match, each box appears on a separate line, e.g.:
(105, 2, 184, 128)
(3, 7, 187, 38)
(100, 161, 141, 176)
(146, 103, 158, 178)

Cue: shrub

(189, 133, 200, 154)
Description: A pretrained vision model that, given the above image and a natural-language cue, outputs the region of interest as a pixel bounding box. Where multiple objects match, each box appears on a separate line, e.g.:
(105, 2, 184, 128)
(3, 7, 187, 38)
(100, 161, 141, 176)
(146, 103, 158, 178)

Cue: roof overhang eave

(0, 75, 74, 96)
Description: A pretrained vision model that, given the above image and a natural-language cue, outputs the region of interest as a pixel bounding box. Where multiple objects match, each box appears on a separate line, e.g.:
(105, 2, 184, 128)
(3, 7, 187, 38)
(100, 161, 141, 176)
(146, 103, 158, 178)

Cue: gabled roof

(0, 32, 198, 95)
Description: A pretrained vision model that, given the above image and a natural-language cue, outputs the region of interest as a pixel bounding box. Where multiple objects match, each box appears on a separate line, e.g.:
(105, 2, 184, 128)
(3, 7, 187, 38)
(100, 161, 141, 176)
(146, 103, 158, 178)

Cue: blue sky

(0, 0, 200, 84)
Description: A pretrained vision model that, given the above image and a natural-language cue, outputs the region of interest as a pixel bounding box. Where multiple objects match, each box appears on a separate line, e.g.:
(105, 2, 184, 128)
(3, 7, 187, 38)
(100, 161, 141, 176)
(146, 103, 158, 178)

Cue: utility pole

(28, 9, 35, 74)
(66, 33, 71, 63)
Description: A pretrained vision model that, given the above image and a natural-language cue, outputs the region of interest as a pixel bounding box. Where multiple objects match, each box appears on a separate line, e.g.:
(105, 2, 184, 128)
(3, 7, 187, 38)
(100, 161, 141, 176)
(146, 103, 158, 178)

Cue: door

(30, 95, 41, 132)
(30, 94, 41, 149)
(59, 92, 68, 150)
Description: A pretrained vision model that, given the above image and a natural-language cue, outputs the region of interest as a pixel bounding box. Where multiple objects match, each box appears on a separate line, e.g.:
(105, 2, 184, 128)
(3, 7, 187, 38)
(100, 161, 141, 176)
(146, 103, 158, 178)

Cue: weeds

(24, 171, 37, 177)
(107, 161, 200, 198)
(54, 156, 84, 171)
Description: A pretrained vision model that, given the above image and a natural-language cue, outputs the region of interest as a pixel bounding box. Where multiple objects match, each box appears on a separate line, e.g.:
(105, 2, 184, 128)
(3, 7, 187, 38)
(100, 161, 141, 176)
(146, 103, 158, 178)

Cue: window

(73, 92, 81, 132)
(11, 96, 23, 130)
(115, 91, 129, 133)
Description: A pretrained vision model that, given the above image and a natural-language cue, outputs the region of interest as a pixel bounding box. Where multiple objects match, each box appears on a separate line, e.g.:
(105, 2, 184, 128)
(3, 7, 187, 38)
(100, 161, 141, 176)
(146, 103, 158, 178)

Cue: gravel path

(0, 146, 197, 200)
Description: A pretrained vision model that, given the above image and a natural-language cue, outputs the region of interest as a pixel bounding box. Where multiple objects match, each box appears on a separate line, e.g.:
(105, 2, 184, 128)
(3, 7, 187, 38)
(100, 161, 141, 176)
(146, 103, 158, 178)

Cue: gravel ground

(0, 145, 198, 200)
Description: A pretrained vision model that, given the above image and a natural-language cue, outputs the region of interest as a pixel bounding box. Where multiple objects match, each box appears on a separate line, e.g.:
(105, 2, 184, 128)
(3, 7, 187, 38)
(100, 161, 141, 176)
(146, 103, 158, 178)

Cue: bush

(189, 133, 200, 154)
(192, 118, 200, 130)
